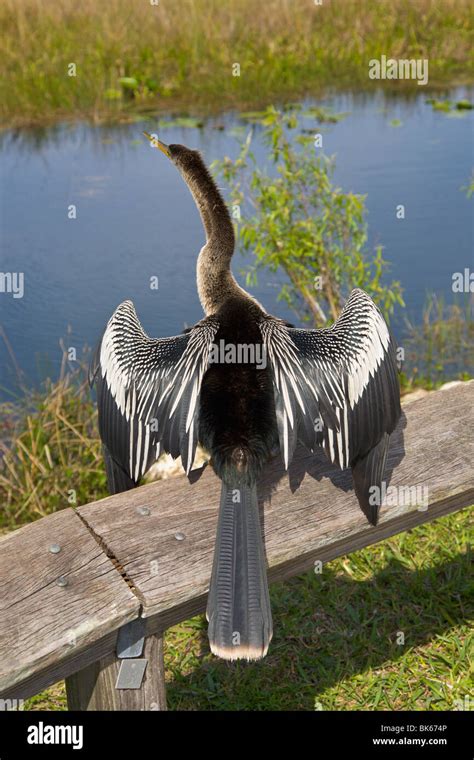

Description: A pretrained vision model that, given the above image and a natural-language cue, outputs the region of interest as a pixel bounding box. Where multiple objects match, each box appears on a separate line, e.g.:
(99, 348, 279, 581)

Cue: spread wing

(260, 288, 401, 524)
(90, 300, 219, 483)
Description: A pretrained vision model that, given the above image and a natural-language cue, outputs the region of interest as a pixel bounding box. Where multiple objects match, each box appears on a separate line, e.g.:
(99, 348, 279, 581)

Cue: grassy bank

(1, 0, 473, 127)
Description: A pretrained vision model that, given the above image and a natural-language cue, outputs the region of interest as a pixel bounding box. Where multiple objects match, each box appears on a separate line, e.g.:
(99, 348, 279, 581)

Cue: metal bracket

(115, 659, 148, 689)
(115, 618, 147, 689)
(116, 617, 146, 659)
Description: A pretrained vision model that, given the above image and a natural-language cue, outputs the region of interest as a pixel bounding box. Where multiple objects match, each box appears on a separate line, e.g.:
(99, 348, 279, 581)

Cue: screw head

(136, 506, 150, 516)
(56, 576, 68, 588)
(175, 532, 185, 541)
(49, 544, 61, 554)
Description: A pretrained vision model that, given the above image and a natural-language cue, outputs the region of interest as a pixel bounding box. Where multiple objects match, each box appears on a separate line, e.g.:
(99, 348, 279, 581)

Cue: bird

(89, 133, 401, 661)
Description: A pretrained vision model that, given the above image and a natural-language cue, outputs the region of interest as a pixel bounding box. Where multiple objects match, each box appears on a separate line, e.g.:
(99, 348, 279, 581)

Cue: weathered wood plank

(78, 381, 474, 631)
(0, 509, 140, 698)
(1, 630, 120, 701)
(65, 632, 167, 710)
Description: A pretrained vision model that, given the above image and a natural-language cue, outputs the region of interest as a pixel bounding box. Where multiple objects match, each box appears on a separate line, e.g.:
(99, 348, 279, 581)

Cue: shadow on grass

(165, 547, 471, 710)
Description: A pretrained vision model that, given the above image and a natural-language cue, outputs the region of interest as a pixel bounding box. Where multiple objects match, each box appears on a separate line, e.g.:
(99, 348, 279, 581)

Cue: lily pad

(303, 107, 347, 123)
(426, 98, 452, 112)
(456, 100, 473, 110)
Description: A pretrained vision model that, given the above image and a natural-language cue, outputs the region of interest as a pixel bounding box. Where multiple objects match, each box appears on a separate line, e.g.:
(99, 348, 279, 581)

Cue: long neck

(179, 161, 246, 315)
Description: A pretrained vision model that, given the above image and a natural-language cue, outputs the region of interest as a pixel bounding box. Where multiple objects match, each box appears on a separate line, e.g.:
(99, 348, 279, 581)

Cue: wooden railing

(1, 381, 473, 710)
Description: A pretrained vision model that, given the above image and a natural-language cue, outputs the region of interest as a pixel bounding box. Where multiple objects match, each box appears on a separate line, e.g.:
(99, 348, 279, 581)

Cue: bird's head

(143, 132, 202, 172)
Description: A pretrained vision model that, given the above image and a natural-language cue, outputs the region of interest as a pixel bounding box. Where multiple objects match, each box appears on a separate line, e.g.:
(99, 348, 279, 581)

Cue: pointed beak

(143, 132, 170, 158)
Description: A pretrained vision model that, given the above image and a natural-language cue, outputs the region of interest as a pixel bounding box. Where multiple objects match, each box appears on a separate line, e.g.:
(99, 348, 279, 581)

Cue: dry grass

(0, 367, 106, 529)
(1, 0, 472, 126)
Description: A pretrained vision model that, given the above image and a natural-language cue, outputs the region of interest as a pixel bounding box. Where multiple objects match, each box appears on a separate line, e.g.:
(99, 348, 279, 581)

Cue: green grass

(22, 508, 473, 711)
(1, 0, 473, 127)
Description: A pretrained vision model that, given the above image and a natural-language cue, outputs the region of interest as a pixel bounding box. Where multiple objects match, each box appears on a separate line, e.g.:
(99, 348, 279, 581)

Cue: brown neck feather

(178, 158, 251, 315)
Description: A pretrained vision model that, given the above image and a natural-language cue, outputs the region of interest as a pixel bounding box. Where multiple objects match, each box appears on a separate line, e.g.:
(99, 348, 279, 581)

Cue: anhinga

(90, 135, 401, 661)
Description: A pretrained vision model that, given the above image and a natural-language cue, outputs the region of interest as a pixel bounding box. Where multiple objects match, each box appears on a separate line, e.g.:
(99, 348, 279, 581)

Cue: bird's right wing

(89, 300, 219, 482)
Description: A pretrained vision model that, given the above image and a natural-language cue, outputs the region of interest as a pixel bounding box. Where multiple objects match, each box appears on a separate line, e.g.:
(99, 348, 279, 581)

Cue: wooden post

(65, 632, 167, 710)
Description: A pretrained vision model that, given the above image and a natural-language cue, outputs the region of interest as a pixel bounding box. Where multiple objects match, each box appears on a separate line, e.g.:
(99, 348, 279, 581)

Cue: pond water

(1, 88, 473, 399)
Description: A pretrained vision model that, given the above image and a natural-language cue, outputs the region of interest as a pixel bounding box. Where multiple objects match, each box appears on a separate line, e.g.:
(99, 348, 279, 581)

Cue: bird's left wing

(259, 289, 401, 523)
(90, 300, 219, 482)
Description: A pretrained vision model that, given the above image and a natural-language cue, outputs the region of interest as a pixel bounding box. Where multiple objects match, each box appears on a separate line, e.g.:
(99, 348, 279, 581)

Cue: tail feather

(352, 433, 390, 526)
(207, 481, 273, 660)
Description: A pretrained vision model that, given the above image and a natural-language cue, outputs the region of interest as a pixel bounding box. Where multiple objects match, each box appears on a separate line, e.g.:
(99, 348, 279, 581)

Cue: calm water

(1, 89, 473, 399)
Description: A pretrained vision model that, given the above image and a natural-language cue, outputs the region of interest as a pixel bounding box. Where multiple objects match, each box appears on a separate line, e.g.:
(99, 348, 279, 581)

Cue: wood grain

(0, 509, 140, 698)
(65, 632, 167, 711)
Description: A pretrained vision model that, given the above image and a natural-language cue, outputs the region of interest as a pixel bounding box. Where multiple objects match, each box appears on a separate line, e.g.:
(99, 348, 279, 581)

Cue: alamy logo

(369, 55, 428, 86)
(452, 268, 474, 293)
(27, 721, 83, 750)
(0, 697, 24, 710)
(208, 340, 267, 369)
(369, 482, 429, 509)
(0, 272, 24, 298)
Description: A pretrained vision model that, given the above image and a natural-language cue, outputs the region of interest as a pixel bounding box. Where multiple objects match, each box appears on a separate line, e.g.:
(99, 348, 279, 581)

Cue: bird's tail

(206, 480, 273, 661)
